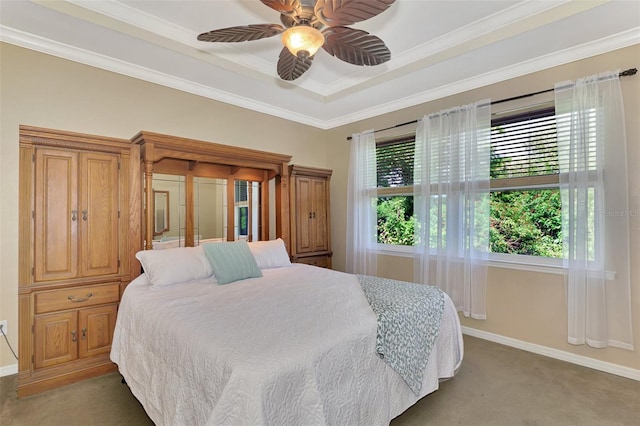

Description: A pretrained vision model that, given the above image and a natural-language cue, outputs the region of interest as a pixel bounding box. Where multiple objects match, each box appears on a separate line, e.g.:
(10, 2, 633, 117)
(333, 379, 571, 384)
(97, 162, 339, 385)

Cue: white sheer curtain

(555, 71, 634, 349)
(346, 130, 378, 276)
(413, 100, 491, 319)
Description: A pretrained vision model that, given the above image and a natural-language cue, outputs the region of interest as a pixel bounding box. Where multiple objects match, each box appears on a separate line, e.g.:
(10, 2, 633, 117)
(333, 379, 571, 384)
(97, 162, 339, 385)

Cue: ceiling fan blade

(260, 0, 302, 16)
(322, 27, 390, 66)
(314, 0, 396, 26)
(277, 47, 314, 81)
(197, 24, 284, 43)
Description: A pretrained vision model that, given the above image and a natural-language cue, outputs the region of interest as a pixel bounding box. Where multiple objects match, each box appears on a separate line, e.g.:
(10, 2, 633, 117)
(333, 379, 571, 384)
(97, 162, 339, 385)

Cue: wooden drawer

(294, 255, 331, 269)
(35, 282, 120, 314)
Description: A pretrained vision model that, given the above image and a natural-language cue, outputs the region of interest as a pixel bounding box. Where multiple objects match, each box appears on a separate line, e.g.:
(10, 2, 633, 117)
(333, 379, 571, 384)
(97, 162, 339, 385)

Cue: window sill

(376, 244, 416, 258)
(487, 254, 564, 275)
(374, 245, 615, 279)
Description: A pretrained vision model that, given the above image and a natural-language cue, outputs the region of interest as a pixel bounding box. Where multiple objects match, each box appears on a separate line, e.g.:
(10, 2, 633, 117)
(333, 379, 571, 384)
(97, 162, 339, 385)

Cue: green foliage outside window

(377, 196, 416, 246)
(490, 190, 562, 257)
(375, 109, 566, 258)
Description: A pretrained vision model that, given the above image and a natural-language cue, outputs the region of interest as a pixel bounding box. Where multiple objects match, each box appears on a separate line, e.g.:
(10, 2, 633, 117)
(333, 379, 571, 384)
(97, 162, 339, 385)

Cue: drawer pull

(81, 328, 87, 340)
(67, 292, 93, 303)
(71, 330, 77, 342)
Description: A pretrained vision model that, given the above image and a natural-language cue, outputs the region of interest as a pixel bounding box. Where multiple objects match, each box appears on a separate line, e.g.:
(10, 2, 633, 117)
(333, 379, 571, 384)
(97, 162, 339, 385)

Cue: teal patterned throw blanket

(357, 275, 445, 395)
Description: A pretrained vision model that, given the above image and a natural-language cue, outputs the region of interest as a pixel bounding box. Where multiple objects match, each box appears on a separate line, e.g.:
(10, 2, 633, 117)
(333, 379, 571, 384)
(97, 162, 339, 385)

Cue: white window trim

(376, 243, 415, 258)
(376, 243, 564, 274)
(374, 243, 615, 279)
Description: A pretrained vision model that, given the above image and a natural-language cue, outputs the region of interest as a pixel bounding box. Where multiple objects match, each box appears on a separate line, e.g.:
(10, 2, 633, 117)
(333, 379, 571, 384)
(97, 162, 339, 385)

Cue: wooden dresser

(18, 126, 141, 397)
(288, 165, 332, 268)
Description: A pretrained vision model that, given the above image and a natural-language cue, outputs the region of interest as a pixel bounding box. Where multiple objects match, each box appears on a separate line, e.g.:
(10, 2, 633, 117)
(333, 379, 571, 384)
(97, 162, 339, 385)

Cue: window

(490, 107, 562, 258)
(375, 137, 416, 246)
(375, 106, 595, 260)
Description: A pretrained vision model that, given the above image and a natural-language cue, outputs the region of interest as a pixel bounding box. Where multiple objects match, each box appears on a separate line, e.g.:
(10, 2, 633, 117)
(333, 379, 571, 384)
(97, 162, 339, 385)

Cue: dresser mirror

(153, 190, 170, 236)
(151, 174, 186, 248)
(194, 177, 227, 245)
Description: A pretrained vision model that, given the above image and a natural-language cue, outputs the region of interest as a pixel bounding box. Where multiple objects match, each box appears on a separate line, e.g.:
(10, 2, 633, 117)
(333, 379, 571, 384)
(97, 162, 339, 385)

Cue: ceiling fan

(197, 0, 396, 81)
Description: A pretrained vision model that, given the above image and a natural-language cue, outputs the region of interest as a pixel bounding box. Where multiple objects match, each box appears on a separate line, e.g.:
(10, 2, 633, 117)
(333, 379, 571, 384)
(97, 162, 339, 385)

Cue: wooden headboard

(131, 131, 292, 251)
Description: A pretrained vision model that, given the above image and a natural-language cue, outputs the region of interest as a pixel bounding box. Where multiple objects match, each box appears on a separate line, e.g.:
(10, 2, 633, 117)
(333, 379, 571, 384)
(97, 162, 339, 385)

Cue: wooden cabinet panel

(310, 177, 328, 252)
(34, 149, 78, 282)
(34, 311, 78, 369)
(79, 304, 117, 358)
(18, 126, 139, 397)
(79, 153, 120, 277)
(294, 255, 330, 268)
(289, 166, 332, 268)
(295, 177, 313, 253)
(34, 149, 121, 282)
(293, 176, 328, 254)
(34, 282, 120, 314)
(33, 304, 117, 370)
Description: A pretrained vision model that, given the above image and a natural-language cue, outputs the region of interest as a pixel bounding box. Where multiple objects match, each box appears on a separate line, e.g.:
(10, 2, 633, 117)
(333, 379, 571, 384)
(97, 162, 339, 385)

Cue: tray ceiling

(1, 0, 639, 129)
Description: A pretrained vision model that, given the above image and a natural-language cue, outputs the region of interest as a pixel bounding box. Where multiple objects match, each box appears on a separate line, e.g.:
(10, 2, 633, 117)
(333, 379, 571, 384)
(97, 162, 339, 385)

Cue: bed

(110, 239, 463, 426)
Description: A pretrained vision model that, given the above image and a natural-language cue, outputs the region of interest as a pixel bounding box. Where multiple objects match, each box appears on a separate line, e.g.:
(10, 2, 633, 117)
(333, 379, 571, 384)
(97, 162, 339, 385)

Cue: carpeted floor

(1, 336, 638, 425)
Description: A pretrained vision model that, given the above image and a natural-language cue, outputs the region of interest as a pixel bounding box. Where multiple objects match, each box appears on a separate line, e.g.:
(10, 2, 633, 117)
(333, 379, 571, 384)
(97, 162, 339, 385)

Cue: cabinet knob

(82, 210, 88, 221)
(81, 328, 87, 340)
(71, 210, 77, 221)
(71, 330, 77, 342)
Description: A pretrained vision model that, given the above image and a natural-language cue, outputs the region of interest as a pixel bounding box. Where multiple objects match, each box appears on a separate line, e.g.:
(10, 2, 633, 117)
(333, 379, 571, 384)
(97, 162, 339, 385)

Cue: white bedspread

(111, 264, 463, 426)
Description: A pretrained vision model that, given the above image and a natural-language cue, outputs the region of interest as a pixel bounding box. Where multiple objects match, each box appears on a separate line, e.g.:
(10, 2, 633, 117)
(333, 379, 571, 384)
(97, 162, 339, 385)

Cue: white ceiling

(1, 1, 639, 129)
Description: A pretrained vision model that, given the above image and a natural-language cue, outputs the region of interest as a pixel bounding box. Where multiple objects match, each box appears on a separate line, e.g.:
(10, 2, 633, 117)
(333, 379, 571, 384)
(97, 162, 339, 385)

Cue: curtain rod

(346, 67, 637, 140)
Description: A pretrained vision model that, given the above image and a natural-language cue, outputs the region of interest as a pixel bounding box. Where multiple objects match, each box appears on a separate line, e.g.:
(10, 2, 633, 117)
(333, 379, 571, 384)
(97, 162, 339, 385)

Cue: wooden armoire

(17, 126, 141, 397)
(288, 165, 332, 268)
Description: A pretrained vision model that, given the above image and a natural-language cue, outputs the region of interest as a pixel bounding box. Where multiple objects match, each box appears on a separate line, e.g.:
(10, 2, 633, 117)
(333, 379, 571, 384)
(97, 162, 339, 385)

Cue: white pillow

(248, 238, 292, 269)
(135, 246, 213, 287)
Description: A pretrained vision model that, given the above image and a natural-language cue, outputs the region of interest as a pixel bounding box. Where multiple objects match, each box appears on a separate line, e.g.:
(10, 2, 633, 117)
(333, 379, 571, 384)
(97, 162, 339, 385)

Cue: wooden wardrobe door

(78, 304, 117, 358)
(295, 176, 313, 253)
(310, 177, 328, 252)
(34, 311, 78, 369)
(78, 152, 120, 277)
(34, 149, 78, 282)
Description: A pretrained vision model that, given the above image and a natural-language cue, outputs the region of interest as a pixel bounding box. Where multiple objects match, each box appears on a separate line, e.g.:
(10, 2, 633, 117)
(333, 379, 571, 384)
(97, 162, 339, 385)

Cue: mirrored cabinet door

(150, 173, 186, 249)
(194, 177, 227, 245)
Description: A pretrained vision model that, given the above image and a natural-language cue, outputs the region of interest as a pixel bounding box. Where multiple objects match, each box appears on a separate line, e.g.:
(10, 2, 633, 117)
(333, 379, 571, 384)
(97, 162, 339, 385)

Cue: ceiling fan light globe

(282, 25, 324, 58)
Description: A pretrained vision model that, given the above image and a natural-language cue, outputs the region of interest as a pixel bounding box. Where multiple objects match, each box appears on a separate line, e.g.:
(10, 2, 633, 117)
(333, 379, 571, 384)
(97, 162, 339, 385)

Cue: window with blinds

(375, 136, 416, 245)
(376, 136, 415, 188)
(489, 107, 563, 258)
(373, 107, 567, 256)
(491, 107, 558, 179)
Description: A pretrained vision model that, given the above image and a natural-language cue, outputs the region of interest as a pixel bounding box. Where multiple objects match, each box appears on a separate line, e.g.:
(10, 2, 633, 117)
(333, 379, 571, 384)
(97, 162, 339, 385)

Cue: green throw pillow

(202, 240, 262, 284)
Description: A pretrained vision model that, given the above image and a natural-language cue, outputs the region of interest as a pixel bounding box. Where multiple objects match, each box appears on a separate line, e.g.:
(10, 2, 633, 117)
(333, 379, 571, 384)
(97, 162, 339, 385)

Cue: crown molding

(64, 0, 575, 98)
(327, 29, 640, 129)
(0, 25, 326, 129)
(2, 25, 638, 130)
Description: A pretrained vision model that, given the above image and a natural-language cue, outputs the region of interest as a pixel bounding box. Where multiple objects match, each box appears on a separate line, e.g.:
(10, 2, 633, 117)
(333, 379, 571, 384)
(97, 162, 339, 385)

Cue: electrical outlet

(0, 320, 7, 337)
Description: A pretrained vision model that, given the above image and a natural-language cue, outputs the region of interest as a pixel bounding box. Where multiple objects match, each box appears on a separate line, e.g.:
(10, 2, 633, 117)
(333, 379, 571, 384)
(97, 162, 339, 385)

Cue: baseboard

(461, 326, 640, 381)
(0, 364, 18, 377)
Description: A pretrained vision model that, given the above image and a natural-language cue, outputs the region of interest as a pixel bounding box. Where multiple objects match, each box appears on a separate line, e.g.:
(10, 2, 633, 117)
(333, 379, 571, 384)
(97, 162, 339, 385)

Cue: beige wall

(326, 44, 640, 372)
(0, 43, 328, 369)
(1, 42, 639, 374)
